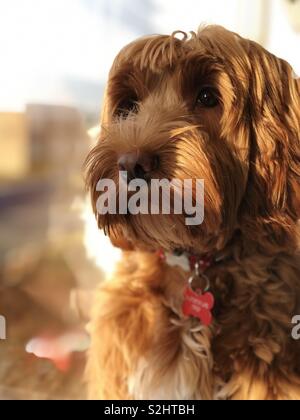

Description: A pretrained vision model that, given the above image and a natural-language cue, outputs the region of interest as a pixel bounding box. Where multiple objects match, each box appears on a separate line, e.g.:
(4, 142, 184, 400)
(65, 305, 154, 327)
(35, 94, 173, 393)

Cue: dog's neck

(158, 222, 300, 274)
(157, 249, 226, 273)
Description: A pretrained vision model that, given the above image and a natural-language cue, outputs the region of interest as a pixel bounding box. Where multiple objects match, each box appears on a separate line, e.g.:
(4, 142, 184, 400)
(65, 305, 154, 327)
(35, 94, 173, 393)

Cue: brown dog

(85, 25, 300, 400)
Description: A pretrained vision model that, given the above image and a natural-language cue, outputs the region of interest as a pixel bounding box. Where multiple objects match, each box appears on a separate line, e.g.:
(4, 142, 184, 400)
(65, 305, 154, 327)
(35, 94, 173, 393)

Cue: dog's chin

(95, 171, 224, 253)
(101, 212, 223, 255)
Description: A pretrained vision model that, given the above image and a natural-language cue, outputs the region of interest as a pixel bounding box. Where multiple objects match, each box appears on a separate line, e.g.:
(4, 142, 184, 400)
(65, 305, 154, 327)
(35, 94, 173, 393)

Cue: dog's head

(85, 26, 300, 254)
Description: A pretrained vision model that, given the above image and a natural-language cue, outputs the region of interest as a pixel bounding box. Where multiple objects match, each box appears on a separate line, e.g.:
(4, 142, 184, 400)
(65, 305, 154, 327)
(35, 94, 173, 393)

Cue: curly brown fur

(85, 25, 300, 400)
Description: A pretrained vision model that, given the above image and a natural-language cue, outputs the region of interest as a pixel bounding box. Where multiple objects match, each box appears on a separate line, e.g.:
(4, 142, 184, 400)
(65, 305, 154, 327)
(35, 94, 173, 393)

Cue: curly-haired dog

(85, 25, 300, 400)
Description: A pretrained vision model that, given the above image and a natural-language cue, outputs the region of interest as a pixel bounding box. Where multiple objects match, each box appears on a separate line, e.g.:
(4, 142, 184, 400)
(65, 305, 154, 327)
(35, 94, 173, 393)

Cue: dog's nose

(118, 152, 159, 181)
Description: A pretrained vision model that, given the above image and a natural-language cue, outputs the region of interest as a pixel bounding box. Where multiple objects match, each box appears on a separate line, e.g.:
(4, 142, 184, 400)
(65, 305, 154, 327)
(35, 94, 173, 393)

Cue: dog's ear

(109, 228, 134, 251)
(240, 43, 300, 232)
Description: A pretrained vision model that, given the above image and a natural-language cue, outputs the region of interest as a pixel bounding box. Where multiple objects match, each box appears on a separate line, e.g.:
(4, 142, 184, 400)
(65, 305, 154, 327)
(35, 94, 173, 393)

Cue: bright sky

(0, 0, 120, 110)
(0, 0, 299, 112)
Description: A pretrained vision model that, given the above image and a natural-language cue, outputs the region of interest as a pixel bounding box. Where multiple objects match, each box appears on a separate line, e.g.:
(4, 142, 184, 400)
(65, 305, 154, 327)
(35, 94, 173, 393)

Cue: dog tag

(182, 287, 214, 326)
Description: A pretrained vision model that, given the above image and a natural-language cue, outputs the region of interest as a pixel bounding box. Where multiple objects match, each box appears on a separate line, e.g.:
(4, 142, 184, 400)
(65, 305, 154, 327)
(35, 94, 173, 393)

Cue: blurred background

(0, 0, 299, 400)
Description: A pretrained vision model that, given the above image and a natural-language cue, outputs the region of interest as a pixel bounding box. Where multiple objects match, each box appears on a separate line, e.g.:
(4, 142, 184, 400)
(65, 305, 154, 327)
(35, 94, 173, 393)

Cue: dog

(85, 25, 300, 400)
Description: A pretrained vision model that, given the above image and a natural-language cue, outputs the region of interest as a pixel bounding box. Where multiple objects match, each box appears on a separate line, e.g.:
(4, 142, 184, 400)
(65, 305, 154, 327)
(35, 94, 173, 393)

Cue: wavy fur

(85, 25, 300, 400)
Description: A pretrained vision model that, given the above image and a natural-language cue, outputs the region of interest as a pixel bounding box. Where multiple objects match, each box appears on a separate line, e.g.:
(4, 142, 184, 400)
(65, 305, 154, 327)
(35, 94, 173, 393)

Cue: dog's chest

(127, 322, 217, 400)
(127, 357, 197, 400)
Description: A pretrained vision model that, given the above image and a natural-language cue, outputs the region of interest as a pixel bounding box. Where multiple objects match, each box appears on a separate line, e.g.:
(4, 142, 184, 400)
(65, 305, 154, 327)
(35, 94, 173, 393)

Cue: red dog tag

(182, 287, 215, 326)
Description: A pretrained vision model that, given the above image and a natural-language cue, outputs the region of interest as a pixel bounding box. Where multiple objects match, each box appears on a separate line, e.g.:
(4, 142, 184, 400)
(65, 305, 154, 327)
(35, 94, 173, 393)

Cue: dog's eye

(196, 88, 219, 108)
(115, 98, 138, 118)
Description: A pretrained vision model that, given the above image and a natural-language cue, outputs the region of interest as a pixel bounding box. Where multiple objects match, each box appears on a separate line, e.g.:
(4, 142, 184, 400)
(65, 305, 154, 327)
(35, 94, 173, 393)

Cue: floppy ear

(109, 228, 134, 251)
(240, 43, 300, 234)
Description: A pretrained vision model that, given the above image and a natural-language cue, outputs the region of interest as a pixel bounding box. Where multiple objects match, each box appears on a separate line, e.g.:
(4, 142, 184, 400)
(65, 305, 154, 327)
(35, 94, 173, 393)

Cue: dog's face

(86, 26, 300, 254)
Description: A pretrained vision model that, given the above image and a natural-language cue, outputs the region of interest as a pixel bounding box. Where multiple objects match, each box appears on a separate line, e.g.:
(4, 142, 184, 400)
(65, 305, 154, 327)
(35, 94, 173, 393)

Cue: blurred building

(26, 104, 87, 174)
(0, 104, 89, 273)
(0, 105, 87, 181)
(0, 113, 29, 179)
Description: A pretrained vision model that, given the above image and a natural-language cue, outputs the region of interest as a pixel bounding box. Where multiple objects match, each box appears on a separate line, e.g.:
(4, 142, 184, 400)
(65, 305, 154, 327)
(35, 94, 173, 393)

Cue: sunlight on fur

(84, 25, 300, 400)
(83, 126, 122, 278)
